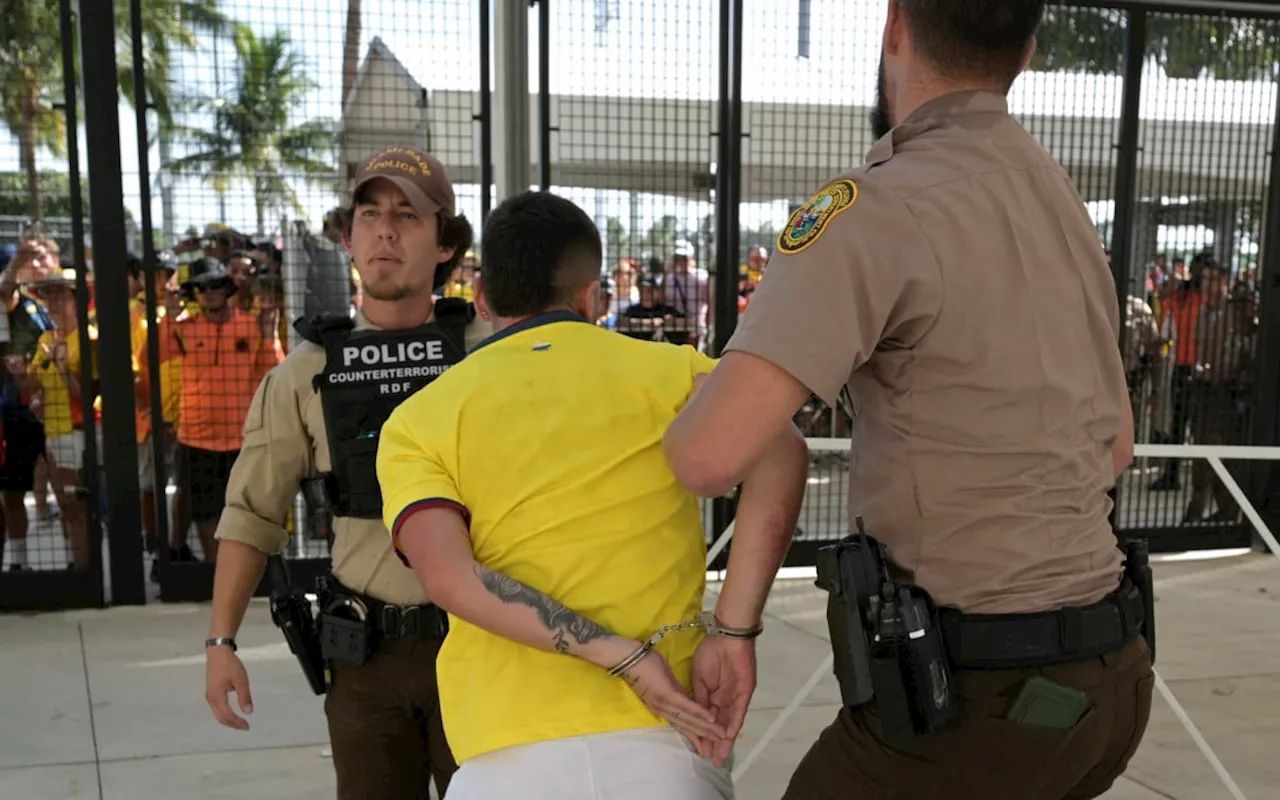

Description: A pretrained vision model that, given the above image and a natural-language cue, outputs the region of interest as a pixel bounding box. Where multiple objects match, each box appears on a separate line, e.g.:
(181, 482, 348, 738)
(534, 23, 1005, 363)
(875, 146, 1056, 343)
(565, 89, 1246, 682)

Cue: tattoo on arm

(474, 565, 614, 653)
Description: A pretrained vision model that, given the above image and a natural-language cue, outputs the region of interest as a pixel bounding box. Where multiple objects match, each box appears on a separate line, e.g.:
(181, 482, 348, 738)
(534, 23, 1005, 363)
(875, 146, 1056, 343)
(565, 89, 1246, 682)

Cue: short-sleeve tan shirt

(726, 90, 1127, 614)
(215, 308, 489, 606)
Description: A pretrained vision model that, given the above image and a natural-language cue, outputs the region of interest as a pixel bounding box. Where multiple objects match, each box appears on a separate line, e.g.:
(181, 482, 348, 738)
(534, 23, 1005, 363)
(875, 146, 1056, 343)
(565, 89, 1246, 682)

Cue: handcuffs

(606, 610, 763, 678)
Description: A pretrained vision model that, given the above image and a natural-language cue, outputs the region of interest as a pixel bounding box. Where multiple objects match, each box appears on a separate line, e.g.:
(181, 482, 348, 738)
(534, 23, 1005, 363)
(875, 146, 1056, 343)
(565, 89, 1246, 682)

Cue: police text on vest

(343, 340, 444, 367)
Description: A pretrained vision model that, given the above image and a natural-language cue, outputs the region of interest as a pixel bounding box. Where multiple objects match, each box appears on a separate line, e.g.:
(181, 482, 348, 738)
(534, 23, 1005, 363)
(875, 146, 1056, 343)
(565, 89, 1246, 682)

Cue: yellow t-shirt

(31, 326, 99, 438)
(132, 306, 183, 426)
(378, 311, 716, 764)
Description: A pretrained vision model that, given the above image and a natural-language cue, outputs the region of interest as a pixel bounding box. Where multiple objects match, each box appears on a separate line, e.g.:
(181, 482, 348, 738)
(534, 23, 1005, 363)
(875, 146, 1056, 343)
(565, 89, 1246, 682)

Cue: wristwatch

(205, 636, 237, 652)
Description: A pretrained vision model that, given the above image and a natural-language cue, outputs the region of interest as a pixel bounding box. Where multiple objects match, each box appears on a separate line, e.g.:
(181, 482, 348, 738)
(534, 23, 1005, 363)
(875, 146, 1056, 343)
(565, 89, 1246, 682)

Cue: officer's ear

(882, 0, 906, 59)
(1020, 35, 1038, 74)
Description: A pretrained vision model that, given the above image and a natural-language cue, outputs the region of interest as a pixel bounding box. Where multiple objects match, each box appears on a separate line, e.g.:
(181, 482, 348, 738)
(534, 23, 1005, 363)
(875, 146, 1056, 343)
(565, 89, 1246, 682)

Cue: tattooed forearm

(474, 564, 614, 653)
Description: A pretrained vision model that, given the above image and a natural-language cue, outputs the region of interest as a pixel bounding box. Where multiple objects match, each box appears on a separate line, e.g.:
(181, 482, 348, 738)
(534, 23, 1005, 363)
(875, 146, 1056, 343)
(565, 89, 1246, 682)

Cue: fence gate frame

(9, 0, 1274, 612)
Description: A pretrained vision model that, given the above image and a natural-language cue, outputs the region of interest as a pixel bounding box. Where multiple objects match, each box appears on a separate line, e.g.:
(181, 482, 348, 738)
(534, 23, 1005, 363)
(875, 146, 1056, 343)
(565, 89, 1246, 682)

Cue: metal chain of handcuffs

(606, 610, 763, 679)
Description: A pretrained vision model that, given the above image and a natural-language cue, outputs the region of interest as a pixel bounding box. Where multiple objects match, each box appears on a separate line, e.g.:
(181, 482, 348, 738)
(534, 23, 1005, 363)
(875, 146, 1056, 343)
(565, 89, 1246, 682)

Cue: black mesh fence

(118, 0, 488, 596)
(1118, 12, 1277, 540)
(4, 1, 1280, 608)
(550, 2, 721, 353)
(0, 2, 105, 595)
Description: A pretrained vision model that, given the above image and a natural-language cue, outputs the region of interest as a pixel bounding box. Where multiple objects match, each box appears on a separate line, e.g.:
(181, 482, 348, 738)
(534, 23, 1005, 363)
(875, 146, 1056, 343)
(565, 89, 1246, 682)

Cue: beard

(361, 280, 416, 302)
(870, 53, 893, 140)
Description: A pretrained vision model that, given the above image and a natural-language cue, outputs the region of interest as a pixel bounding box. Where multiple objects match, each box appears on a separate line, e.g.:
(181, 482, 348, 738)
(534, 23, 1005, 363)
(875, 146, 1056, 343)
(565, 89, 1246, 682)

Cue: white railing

(708, 441, 1279, 799)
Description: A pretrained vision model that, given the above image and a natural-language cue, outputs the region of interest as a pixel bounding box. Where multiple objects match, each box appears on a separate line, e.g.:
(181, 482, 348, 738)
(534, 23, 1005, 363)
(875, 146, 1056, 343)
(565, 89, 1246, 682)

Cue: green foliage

(164, 25, 336, 234)
(115, 0, 233, 134)
(0, 0, 229, 218)
(1033, 7, 1280, 80)
(0, 170, 81, 218)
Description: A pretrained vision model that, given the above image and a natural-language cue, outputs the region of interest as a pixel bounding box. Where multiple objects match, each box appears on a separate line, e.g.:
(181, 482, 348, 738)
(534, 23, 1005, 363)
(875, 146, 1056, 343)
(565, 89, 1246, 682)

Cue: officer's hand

(621, 650, 726, 745)
(205, 646, 254, 730)
(691, 635, 757, 768)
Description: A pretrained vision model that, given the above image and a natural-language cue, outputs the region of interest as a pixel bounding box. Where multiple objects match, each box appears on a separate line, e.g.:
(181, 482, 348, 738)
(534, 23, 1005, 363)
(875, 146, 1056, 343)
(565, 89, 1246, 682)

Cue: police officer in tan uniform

(203, 147, 488, 799)
(665, 2, 1154, 798)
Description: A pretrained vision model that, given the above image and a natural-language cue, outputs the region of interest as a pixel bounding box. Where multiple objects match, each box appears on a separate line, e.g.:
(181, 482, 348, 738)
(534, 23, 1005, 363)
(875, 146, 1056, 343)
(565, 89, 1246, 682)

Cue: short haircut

(436, 213, 473, 290)
(480, 191, 602, 318)
(339, 206, 473, 292)
(899, 0, 1045, 86)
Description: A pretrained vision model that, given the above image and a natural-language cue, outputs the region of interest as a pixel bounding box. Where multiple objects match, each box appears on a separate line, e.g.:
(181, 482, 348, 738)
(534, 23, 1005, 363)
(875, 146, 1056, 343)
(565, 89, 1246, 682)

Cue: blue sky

(2, 0, 1274, 258)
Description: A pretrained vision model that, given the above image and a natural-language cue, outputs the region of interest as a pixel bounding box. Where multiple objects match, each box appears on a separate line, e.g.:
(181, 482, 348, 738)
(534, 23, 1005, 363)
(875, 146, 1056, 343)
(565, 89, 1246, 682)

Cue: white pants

(447, 726, 735, 800)
(47, 432, 85, 472)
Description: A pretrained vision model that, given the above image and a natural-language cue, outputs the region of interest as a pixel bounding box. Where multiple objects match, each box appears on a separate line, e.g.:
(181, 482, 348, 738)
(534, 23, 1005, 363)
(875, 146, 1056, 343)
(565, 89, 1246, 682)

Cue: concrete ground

(1, 550, 1276, 800)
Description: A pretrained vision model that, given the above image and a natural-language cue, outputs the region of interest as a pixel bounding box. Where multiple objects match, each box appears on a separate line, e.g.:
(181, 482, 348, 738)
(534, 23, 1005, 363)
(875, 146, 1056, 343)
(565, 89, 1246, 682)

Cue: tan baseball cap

(350, 146, 456, 218)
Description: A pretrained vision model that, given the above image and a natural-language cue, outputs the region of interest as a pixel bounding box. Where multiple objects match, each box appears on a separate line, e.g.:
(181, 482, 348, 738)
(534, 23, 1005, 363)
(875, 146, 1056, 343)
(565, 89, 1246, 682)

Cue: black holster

(815, 524, 960, 745)
(267, 556, 328, 695)
(1124, 538, 1156, 664)
(316, 574, 373, 666)
(817, 527, 1158, 746)
(315, 575, 451, 668)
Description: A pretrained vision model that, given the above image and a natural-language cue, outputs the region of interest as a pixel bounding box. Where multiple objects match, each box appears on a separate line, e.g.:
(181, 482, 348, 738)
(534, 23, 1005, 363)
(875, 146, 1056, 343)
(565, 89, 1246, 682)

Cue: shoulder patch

(777, 179, 859, 255)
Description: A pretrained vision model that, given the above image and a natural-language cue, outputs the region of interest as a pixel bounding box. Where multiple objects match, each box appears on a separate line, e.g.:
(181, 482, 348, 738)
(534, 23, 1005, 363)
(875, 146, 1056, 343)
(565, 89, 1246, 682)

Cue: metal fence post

(710, 0, 745, 565)
(130, 0, 172, 556)
(1106, 9, 1145, 536)
(1248, 66, 1280, 552)
(478, 0, 494, 222)
(494, 0, 532, 202)
(77, 0, 145, 605)
(56, 0, 104, 602)
(537, 0, 552, 191)
(713, 0, 744, 357)
(1109, 10, 1145, 350)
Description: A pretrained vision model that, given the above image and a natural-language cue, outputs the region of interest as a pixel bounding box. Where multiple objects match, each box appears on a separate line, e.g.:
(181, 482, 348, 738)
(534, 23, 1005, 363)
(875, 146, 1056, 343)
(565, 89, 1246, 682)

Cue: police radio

(815, 519, 960, 744)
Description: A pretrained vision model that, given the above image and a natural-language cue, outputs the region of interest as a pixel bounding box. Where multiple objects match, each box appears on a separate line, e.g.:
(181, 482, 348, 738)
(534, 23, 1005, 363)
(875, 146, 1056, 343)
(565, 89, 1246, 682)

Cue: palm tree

(0, 0, 228, 221)
(165, 25, 336, 235)
(0, 0, 65, 220)
(117, 0, 231, 131)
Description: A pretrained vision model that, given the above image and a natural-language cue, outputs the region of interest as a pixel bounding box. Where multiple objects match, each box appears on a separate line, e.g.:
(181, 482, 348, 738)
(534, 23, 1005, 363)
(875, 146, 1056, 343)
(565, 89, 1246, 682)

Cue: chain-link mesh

(0, 4, 105, 579)
(551, 2, 720, 354)
(548, 2, 723, 536)
(1119, 12, 1278, 542)
(5, 1, 1280, 605)
(118, 0, 485, 592)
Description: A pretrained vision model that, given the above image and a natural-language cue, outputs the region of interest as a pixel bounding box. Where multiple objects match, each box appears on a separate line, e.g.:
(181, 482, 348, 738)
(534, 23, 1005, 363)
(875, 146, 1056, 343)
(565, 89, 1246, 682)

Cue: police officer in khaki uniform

(665, 2, 1154, 798)
(203, 147, 488, 799)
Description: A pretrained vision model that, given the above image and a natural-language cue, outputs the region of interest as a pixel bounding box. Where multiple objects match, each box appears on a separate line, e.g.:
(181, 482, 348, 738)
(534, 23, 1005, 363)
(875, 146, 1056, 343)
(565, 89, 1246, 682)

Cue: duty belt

(371, 600, 448, 641)
(939, 578, 1145, 669)
(326, 579, 449, 641)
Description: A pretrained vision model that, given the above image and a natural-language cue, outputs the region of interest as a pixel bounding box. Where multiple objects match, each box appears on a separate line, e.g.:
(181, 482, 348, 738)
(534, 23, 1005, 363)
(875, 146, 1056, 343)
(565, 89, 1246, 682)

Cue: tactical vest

(297, 298, 473, 519)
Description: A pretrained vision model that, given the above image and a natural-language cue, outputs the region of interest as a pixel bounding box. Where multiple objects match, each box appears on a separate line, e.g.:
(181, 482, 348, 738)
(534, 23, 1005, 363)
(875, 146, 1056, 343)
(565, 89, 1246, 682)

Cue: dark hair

(254, 242, 281, 264)
(127, 253, 143, 280)
(339, 206, 473, 292)
(435, 213, 474, 291)
(252, 272, 284, 300)
(480, 191, 602, 318)
(900, 0, 1045, 85)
